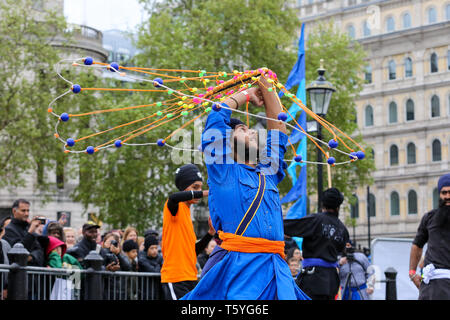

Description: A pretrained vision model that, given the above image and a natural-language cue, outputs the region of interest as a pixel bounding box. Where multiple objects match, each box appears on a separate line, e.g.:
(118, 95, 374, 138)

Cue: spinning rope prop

(48, 57, 366, 166)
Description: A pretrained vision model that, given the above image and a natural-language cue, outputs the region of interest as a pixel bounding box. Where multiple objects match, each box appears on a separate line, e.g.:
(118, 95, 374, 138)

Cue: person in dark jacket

(284, 187, 350, 300)
(138, 235, 163, 273)
(100, 232, 132, 299)
(123, 239, 139, 272)
(409, 173, 450, 300)
(138, 235, 164, 299)
(66, 222, 101, 268)
(3, 199, 45, 267)
(197, 238, 217, 271)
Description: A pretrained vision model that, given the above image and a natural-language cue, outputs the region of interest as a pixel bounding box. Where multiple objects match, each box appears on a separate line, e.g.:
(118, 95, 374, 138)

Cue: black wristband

(230, 96, 239, 109)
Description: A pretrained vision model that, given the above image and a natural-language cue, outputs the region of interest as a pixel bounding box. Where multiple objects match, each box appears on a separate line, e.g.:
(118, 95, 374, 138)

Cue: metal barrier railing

(1, 243, 162, 300)
(0, 264, 161, 300)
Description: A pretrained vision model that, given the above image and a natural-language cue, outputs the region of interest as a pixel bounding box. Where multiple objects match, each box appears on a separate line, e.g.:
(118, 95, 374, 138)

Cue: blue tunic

(181, 105, 310, 300)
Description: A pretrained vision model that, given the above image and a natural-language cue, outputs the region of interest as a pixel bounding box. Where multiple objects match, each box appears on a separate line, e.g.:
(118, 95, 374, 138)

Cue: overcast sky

(64, 0, 147, 32)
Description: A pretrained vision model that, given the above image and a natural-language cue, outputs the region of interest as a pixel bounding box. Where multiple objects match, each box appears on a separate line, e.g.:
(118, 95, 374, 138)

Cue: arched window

(365, 65, 372, 84)
(388, 60, 396, 80)
(431, 95, 440, 117)
(386, 16, 395, 32)
(433, 187, 439, 209)
(404, 57, 413, 77)
(350, 195, 359, 218)
(403, 12, 412, 29)
(430, 53, 438, 73)
(389, 101, 398, 123)
(406, 99, 415, 121)
(390, 192, 400, 216)
(407, 142, 416, 164)
(363, 20, 371, 37)
(447, 4, 450, 21)
(432, 139, 442, 161)
(427, 7, 437, 24)
(390, 145, 399, 166)
(347, 25, 355, 39)
(408, 190, 418, 214)
(365, 105, 374, 126)
(368, 193, 376, 217)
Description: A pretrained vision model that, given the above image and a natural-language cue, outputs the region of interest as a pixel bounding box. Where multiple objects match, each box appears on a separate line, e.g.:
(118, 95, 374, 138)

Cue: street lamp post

(306, 59, 336, 212)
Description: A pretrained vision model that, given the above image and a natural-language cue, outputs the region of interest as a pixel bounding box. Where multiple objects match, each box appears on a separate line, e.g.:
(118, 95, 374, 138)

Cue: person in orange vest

(160, 164, 215, 300)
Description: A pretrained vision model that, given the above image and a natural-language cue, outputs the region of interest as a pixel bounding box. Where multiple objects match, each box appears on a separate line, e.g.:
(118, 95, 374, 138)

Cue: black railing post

(84, 250, 104, 300)
(385, 267, 397, 300)
(7, 243, 30, 300)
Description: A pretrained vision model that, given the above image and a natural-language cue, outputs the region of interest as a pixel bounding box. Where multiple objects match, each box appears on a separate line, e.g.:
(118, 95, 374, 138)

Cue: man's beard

(233, 136, 259, 164)
(436, 198, 450, 227)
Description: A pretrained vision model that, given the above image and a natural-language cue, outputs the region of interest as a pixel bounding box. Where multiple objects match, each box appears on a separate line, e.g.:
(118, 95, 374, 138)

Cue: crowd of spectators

(0, 199, 174, 299)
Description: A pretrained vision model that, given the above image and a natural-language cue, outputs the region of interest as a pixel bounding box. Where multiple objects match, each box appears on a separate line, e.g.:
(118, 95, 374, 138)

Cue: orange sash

(218, 231, 285, 259)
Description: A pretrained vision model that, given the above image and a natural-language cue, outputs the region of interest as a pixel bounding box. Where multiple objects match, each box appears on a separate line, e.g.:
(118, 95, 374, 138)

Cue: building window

(386, 16, 395, 32)
(404, 57, 413, 77)
(350, 195, 359, 218)
(388, 60, 396, 80)
(389, 101, 398, 123)
(402, 12, 412, 29)
(406, 99, 415, 121)
(347, 25, 355, 39)
(427, 7, 437, 24)
(363, 20, 371, 37)
(432, 139, 442, 161)
(431, 95, 440, 118)
(407, 143, 416, 164)
(368, 193, 376, 217)
(390, 192, 400, 216)
(447, 4, 450, 21)
(448, 94, 450, 116)
(430, 53, 439, 73)
(408, 190, 418, 215)
(365, 105, 374, 126)
(365, 65, 372, 84)
(433, 187, 439, 209)
(390, 145, 399, 166)
(56, 159, 64, 190)
(447, 50, 450, 70)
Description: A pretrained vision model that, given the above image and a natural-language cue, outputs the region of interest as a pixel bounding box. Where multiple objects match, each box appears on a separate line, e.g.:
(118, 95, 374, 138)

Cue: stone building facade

(297, 0, 450, 246)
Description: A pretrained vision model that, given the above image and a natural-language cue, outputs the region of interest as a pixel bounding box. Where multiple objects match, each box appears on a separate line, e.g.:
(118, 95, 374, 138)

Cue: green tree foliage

(52, 1, 374, 232)
(71, 0, 300, 231)
(0, 0, 67, 190)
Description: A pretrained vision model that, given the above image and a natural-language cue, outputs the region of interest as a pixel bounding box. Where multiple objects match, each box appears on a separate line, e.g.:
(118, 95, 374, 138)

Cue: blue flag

(280, 23, 307, 232)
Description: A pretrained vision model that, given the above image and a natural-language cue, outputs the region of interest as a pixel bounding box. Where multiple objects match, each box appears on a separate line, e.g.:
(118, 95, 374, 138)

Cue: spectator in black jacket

(197, 238, 217, 271)
(138, 235, 163, 273)
(123, 240, 139, 272)
(100, 232, 131, 271)
(66, 222, 101, 268)
(3, 199, 45, 267)
(100, 232, 132, 299)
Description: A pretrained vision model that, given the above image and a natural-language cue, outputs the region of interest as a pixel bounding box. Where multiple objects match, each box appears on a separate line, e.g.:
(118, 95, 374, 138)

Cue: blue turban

(438, 173, 450, 192)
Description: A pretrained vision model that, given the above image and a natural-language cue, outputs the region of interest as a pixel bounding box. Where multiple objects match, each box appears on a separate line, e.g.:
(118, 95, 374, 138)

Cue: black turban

(229, 118, 245, 130)
(175, 164, 203, 191)
(322, 187, 344, 210)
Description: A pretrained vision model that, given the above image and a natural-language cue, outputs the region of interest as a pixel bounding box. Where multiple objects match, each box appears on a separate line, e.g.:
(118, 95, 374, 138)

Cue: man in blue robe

(181, 74, 309, 300)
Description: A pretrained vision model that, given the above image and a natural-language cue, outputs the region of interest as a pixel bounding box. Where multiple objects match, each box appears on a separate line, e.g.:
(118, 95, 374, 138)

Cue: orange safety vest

(160, 201, 198, 283)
